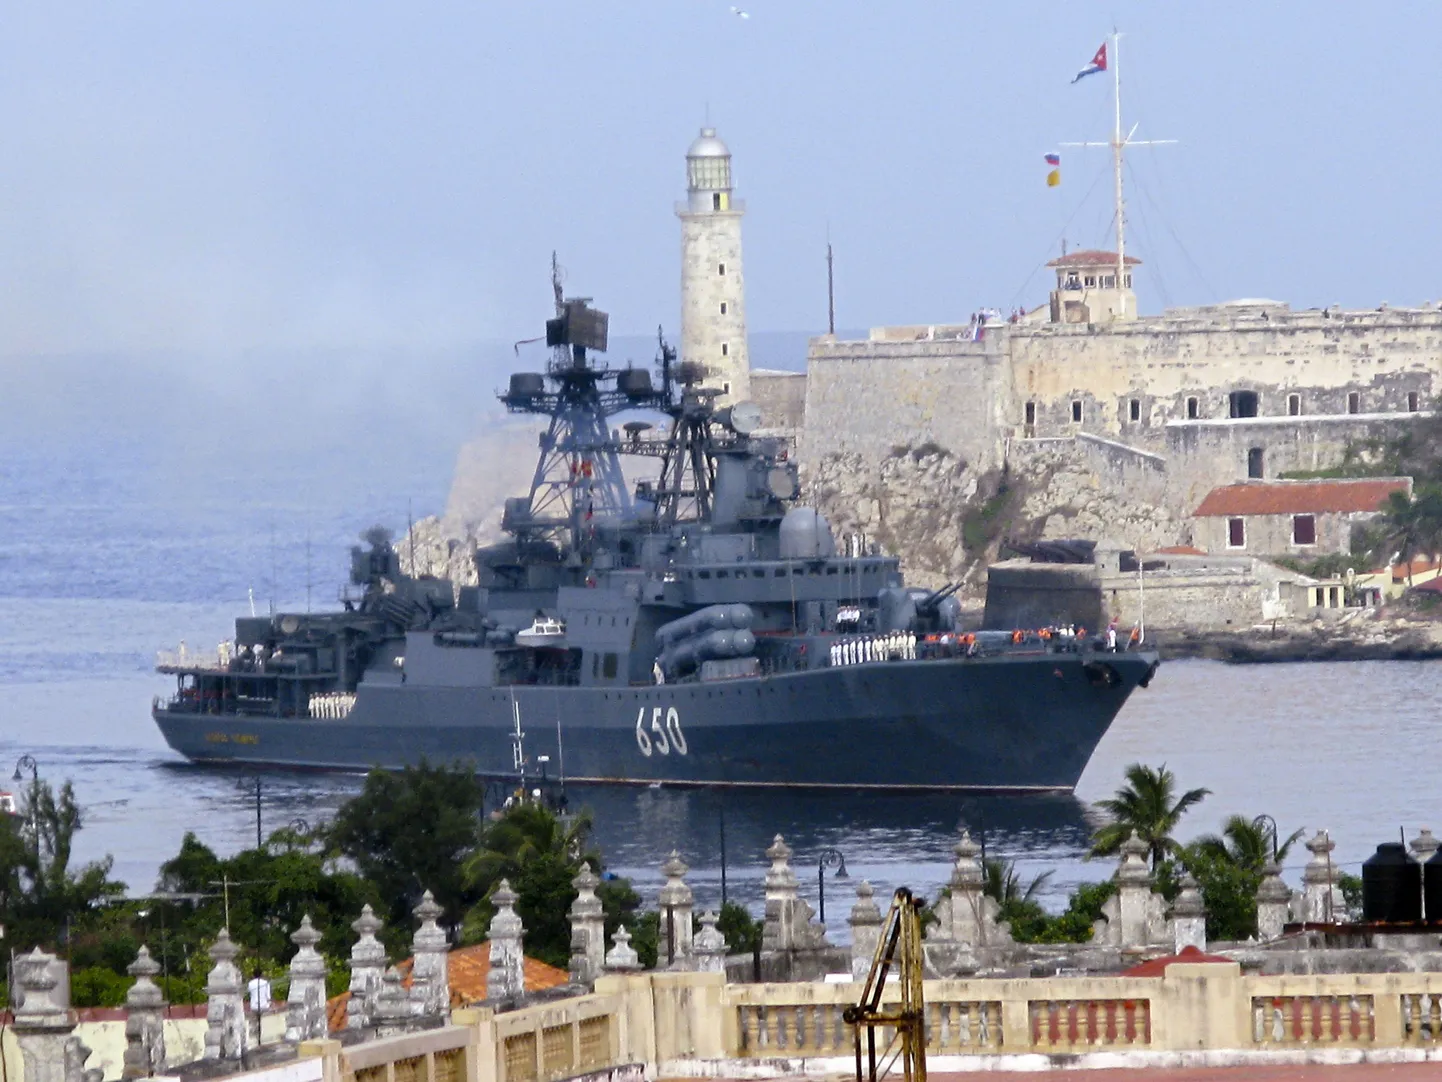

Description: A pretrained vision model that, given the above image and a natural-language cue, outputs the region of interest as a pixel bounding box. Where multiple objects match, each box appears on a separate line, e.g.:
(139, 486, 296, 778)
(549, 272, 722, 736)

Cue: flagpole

(1112, 29, 1125, 308)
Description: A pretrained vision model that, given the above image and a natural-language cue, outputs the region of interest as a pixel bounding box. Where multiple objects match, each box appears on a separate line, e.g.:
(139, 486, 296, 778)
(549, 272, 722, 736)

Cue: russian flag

(1073, 42, 1107, 83)
(1044, 153, 1060, 166)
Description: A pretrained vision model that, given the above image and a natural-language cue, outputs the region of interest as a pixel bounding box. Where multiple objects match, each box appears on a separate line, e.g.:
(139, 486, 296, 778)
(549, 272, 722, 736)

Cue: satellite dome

(687, 127, 730, 159)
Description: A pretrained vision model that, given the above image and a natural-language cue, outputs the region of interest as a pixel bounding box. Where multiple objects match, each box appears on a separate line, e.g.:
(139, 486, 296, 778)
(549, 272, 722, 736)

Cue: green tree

(156, 830, 379, 988)
(1171, 814, 1304, 942)
(460, 803, 642, 969)
(1090, 763, 1210, 868)
(717, 901, 762, 957)
(3, 779, 126, 951)
(328, 760, 487, 928)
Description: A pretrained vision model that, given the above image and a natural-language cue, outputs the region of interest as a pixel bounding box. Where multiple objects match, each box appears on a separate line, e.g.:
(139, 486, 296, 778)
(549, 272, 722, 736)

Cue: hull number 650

(635, 707, 687, 756)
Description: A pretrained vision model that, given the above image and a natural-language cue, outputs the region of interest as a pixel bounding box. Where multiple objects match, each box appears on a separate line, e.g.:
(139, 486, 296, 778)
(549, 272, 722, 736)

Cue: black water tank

(617, 368, 653, 397)
(1425, 851, 1442, 922)
(508, 372, 545, 399)
(1362, 843, 1422, 922)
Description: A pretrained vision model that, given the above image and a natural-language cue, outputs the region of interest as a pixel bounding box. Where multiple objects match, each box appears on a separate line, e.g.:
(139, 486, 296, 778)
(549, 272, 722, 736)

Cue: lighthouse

(677, 127, 750, 405)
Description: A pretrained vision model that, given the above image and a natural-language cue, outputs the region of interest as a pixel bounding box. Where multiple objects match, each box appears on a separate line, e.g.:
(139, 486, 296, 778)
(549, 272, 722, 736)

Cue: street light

(1256, 814, 1279, 863)
(236, 775, 263, 849)
(12, 755, 37, 783)
(817, 847, 849, 924)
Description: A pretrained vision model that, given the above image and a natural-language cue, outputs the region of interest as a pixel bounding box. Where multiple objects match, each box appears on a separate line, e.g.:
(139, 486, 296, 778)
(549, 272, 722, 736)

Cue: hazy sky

(1, 2, 1439, 358)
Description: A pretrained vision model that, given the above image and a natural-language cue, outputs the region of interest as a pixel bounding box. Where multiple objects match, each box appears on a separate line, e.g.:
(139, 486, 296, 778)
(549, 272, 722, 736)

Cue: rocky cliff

(805, 438, 1185, 595)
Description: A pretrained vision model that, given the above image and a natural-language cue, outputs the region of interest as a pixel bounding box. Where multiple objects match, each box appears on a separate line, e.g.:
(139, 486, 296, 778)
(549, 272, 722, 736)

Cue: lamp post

(1256, 814, 1279, 863)
(817, 847, 849, 924)
(236, 775, 263, 849)
(12, 756, 39, 861)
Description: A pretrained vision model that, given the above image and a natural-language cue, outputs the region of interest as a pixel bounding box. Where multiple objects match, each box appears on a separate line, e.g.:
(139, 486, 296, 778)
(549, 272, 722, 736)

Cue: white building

(677, 127, 749, 405)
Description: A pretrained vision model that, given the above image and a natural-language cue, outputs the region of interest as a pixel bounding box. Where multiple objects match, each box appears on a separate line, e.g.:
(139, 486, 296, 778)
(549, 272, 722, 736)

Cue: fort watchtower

(1047, 249, 1140, 324)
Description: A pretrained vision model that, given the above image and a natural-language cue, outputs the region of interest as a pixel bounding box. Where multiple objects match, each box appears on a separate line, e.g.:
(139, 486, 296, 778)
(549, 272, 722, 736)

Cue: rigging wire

(1005, 159, 1112, 311)
(1128, 156, 1220, 304)
(1123, 160, 1173, 310)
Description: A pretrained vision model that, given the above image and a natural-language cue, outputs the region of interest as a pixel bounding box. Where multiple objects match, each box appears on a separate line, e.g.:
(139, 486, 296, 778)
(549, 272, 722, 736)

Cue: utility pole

(826, 240, 836, 335)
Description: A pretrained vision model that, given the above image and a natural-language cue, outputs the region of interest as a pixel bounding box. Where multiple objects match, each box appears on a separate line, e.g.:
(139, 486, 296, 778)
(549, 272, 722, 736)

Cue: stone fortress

(686, 126, 1442, 620)
(419, 125, 1442, 630)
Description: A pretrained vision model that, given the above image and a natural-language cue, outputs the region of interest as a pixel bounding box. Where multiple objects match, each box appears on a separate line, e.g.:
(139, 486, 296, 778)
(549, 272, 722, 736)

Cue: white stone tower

(677, 127, 750, 405)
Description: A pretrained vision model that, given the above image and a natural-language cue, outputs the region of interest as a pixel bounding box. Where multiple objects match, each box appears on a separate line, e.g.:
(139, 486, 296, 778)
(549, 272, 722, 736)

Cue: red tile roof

(1194, 479, 1410, 518)
(1047, 249, 1142, 268)
(324, 944, 570, 1031)
(1122, 945, 1235, 977)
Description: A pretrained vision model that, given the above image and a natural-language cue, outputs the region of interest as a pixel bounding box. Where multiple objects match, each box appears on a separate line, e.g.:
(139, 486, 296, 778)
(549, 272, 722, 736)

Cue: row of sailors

(829, 632, 916, 667)
(308, 692, 357, 719)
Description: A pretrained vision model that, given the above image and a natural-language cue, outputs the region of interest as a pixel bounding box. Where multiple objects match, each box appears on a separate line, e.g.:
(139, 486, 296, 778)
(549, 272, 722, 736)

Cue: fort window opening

(712, 193, 722, 210)
(721, 343, 729, 356)
(1024, 401, 1036, 430)
(1129, 399, 1141, 422)
(1229, 391, 1259, 418)
(1247, 447, 1265, 479)
(1348, 391, 1361, 414)
(720, 302, 727, 314)
(1292, 514, 1316, 546)
(718, 262, 726, 275)
(1288, 394, 1301, 416)
(1071, 400, 1083, 423)
(1187, 397, 1199, 419)
(1409, 391, 1421, 412)
(1227, 518, 1246, 548)
(723, 382, 730, 394)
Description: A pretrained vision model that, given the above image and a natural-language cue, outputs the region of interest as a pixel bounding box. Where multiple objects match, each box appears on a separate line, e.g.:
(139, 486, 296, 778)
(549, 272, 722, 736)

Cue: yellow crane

(843, 887, 927, 1082)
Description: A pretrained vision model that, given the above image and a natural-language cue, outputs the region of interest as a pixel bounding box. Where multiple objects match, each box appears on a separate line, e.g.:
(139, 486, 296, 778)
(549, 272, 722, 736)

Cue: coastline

(1157, 619, 1442, 664)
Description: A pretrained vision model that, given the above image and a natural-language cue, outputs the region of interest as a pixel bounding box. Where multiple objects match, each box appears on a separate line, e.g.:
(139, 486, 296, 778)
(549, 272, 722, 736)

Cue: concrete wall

(986, 555, 1298, 631)
(1195, 510, 1378, 557)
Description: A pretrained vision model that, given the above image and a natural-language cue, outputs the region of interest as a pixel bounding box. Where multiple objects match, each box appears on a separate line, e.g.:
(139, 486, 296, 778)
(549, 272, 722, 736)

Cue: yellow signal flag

(1046, 168, 1061, 188)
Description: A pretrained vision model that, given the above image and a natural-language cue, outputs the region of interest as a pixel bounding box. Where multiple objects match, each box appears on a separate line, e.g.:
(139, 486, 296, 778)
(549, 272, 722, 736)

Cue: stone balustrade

(172, 966, 1442, 1082)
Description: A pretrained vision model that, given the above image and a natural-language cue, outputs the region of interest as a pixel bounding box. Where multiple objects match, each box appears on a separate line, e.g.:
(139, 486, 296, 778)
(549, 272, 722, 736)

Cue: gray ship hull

(153, 650, 1157, 791)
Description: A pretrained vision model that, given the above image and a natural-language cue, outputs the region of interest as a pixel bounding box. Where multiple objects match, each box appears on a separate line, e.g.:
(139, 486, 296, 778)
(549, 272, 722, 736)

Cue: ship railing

(156, 643, 232, 671)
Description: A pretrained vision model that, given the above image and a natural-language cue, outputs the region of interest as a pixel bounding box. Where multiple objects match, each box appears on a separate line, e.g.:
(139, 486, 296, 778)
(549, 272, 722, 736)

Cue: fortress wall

(1163, 414, 1420, 515)
(1009, 311, 1442, 444)
(750, 369, 806, 432)
(802, 336, 1007, 473)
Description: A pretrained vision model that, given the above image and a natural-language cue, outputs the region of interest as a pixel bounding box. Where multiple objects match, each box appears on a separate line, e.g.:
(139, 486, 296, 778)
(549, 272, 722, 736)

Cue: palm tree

(982, 858, 1053, 907)
(1090, 762, 1210, 868)
(1191, 815, 1303, 872)
(462, 802, 597, 898)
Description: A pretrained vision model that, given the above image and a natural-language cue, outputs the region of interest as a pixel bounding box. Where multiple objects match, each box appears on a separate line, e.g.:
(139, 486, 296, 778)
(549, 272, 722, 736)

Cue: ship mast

(1063, 31, 1175, 301)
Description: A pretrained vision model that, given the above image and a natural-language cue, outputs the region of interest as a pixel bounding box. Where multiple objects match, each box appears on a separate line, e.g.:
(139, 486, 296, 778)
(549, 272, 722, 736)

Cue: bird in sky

(730, 6, 750, 18)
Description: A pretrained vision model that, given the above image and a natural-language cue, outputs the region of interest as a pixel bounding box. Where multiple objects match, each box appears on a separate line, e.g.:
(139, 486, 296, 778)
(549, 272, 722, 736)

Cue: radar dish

(729, 401, 762, 435)
(766, 467, 798, 500)
(279, 615, 301, 634)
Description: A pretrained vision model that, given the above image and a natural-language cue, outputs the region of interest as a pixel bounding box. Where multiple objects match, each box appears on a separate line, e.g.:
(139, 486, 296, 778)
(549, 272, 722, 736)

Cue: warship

(153, 289, 1159, 791)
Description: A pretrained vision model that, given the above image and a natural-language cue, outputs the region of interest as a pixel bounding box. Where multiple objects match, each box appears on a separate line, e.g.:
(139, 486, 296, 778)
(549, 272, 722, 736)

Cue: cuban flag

(1073, 42, 1107, 83)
